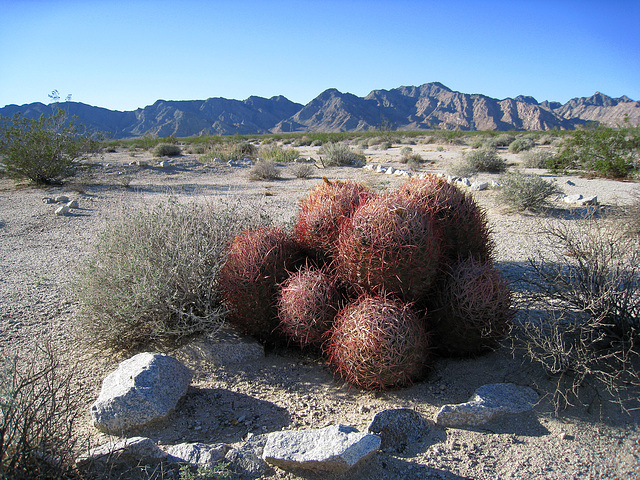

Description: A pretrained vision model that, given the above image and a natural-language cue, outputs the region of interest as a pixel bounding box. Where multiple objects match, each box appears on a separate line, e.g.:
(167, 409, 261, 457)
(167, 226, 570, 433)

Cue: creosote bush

(521, 148, 555, 168)
(508, 137, 535, 153)
(0, 108, 100, 184)
(153, 143, 182, 157)
(248, 160, 281, 180)
(259, 144, 299, 163)
(77, 198, 267, 352)
(498, 170, 563, 212)
(515, 214, 640, 410)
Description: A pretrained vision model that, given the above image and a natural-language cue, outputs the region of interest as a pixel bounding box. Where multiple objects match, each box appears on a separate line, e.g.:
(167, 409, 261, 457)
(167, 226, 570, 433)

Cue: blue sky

(1, 0, 638, 111)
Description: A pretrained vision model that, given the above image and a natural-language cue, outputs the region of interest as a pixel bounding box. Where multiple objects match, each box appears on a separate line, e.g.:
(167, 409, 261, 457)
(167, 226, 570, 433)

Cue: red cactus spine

(335, 193, 442, 303)
(326, 293, 430, 390)
(427, 257, 514, 357)
(277, 265, 341, 349)
(218, 227, 304, 344)
(396, 175, 494, 263)
(293, 178, 374, 260)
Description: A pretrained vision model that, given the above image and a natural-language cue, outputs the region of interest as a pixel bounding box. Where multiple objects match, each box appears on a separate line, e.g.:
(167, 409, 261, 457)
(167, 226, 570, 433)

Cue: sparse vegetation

(509, 137, 535, 153)
(153, 142, 182, 157)
(454, 147, 507, 176)
(290, 163, 315, 178)
(319, 142, 366, 167)
(515, 214, 640, 410)
(498, 170, 563, 211)
(76, 199, 267, 352)
(259, 144, 298, 163)
(248, 159, 281, 180)
(0, 108, 101, 184)
(551, 122, 640, 178)
(521, 148, 556, 168)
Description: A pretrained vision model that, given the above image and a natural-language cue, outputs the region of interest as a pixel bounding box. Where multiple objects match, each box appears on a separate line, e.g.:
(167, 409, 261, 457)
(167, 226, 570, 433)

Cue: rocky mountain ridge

(1, 83, 637, 138)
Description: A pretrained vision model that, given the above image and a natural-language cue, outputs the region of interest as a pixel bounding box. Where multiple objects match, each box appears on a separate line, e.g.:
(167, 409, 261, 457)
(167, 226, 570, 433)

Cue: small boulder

(368, 408, 431, 452)
(42, 197, 55, 204)
(55, 195, 70, 203)
(262, 424, 380, 474)
(91, 352, 192, 433)
(67, 199, 79, 209)
(166, 442, 231, 467)
(435, 383, 539, 428)
(470, 181, 489, 191)
(226, 434, 271, 477)
(75, 436, 166, 468)
(55, 205, 70, 216)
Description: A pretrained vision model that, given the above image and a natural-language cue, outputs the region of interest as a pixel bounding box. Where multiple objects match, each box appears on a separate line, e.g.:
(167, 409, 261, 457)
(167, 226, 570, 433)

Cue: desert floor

(1, 141, 639, 479)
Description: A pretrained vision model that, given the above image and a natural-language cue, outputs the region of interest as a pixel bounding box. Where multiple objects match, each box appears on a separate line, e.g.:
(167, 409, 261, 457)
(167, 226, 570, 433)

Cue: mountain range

(1, 82, 637, 139)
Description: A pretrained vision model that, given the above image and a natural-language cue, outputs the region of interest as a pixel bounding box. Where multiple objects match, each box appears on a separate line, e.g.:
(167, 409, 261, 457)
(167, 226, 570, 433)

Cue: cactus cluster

(219, 175, 513, 390)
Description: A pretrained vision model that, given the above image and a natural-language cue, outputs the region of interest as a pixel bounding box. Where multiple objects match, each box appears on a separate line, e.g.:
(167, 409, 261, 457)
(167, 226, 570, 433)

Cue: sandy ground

(1, 141, 639, 479)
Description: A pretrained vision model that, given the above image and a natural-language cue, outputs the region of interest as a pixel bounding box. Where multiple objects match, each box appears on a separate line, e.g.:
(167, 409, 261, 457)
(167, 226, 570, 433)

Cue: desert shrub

(326, 293, 430, 389)
(77, 199, 266, 352)
(0, 343, 82, 480)
(405, 154, 424, 171)
(294, 178, 374, 260)
(0, 108, 100, 184)
(493, 133, 516, 147)
(219, 227, 305, 344)
(318, 143, 365, 167)
(397, 175, 494, 264)
(498, 170, 563, 212)
(551, 123, 640, 178)
(400, 146, 413, 156)
(454, 147, 507, 176)
(516, 215, 640, 409)
(259, 144, 298, 163)
(469, 138, 486, 149)
(248, 160, 281, 180)
(624, 189, 640, 238)
(153, 143, 182, 157)
(335, 193, 443, 302)
(278, 265, 341, 348)
(509, 137, 535, 153)
(428, 258, 514, 357)
(290, 163, 315, 179)
(520, 148, 555, 168)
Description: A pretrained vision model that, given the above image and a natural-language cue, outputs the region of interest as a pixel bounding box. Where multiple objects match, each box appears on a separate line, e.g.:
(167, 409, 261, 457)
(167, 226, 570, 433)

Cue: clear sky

(1, 0, 638, 111)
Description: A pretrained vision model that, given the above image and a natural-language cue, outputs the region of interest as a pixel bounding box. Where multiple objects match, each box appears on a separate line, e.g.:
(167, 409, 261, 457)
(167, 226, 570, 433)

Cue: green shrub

(551, 123, 640, 178)
(0, 108, 100, 184)
(76, 199, 266, 352)
(520, 148, 555, 168)
(509, 137, 535, 153)
(259, 144, 298, 163)
(248, 160, 281, 180)
(318, 143, 365, 167)
(0, 343, 82, 479)
(494, 133, 516, 147)
(515, 215, 640, 410)
(498, 170, 563, 211)
(454, 147, 507, 175)
(154, 143, 182, 157)
(291, 163, 315, 178)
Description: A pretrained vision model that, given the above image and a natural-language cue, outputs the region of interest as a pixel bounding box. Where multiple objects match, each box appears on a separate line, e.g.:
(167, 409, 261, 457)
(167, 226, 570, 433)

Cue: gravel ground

(1, 143, 639, 479)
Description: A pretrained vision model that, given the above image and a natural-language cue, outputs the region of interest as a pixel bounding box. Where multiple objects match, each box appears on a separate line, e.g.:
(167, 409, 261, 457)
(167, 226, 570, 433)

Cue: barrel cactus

(218, 227, 304, 344)
(293, 178, 374, 260)
(396, 175, 494, 263)
(427, 257, 514, 357)
(326, 293, 430, 390)
(277, 265, 342, 349)
(335, 193, 442, 303)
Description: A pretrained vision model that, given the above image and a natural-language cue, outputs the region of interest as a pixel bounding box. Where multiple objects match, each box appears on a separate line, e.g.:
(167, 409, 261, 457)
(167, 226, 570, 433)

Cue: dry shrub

(498, 170, 563, 212)
(248, 160, 281, 180)
(0, 343, 82, 480)
(77, 198, 267, 352)
(515, 214, 640, 410)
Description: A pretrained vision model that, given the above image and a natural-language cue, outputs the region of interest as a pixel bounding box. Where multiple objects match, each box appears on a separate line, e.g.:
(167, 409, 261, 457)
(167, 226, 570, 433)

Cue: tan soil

(1, 141, 639, 479)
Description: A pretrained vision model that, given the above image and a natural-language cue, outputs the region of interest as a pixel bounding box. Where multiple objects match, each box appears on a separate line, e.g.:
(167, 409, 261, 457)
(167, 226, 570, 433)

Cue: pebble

(55, 205, 70, 216)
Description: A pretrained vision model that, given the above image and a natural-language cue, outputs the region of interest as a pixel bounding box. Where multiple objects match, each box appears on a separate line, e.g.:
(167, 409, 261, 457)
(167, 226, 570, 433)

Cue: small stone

(55, 205, 70, 216)
(42, 197, 55, 204)
(368, 408, 431, 452)
(54, 195, 69, 203)
(470, 181, 489, 191)
(376, 165, 385, 173)
(67, 199, 79, 209)
(460, 177, 471, 187)
(564, 194, 583, 203)
(166, 443, 231, 467)
(158, 160, 170, 168)
(76, 437, 166, 468)
(566, 180, 576, 186)
(386, 167, 395, 175)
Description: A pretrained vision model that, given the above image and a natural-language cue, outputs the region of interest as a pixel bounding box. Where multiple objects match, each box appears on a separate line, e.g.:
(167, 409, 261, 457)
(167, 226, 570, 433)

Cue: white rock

(90, 352, 192, 433)
(54, 195, 69, 203)
(158, 160, 170, 168)
(166, 443, 231, 467)
(386, 167, 395, 175)
(55, 205, 70, 216)
(564, 194, 583, 203)
(375, 165, 385, 173)
(66, 199, 79, 209)
(470, 181, 489, 191)
(262, 424, 380, 473)
(435, 383, 539, 427)
(460, 177, 471, 187)
(76, 437, 166, 468)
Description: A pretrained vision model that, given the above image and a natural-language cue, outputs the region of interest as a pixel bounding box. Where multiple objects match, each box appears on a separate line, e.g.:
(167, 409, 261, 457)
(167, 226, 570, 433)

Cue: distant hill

(1, 83, 637, 138)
